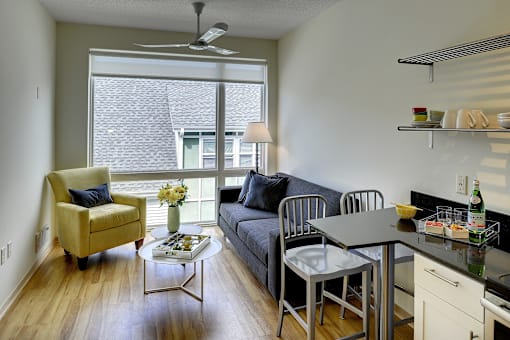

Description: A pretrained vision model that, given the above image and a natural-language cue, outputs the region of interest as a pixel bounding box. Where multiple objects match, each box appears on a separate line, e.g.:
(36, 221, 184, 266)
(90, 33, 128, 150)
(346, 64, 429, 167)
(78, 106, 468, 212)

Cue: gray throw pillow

(68, 183, 113, 208)
(238, 170, 256, 202)
(243, 173, 288, 212)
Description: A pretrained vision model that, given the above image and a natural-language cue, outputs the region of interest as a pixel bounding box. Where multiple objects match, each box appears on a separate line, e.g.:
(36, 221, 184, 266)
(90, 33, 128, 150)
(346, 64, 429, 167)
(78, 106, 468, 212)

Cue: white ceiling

(38, 0, 340, 40)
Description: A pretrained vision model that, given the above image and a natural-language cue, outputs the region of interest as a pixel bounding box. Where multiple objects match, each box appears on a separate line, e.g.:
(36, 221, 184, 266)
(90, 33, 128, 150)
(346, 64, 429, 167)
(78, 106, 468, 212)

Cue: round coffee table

(150, 224, 203, 240)
(138, 237, 222, 301)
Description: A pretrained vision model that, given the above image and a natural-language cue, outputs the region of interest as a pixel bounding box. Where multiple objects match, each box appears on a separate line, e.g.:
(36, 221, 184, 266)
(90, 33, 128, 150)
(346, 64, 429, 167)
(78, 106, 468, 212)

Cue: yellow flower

(157, 180, 189, 207)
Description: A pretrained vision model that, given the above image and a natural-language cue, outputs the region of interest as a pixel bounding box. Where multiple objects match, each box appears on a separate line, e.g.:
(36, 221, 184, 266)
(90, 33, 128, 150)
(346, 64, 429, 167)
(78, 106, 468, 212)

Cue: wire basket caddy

(418, 212, 500, 247)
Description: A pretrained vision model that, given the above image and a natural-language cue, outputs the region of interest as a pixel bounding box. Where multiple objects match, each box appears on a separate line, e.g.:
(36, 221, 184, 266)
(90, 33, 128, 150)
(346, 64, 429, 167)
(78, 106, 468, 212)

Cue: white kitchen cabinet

(414, 253, 484, 340)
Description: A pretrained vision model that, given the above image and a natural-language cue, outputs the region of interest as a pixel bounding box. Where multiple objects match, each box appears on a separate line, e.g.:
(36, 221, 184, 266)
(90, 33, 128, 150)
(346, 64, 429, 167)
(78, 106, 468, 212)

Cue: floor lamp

(242, 122, 273, 173)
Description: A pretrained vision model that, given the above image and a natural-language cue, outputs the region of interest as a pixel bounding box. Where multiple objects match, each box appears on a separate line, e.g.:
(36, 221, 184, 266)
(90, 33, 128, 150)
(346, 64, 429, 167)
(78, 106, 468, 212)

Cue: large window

(89, 51, 267, 226)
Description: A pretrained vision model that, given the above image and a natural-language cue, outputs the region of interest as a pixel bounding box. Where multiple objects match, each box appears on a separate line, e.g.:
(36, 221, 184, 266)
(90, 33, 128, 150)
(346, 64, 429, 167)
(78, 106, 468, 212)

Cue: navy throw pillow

(69, 183, 113, 208)
(243, 173, 288, 212)
(238, 170, 256, 202)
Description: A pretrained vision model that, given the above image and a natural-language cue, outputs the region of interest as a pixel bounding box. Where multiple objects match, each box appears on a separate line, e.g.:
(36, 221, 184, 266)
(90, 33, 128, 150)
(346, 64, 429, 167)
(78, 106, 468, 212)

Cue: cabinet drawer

(414, 253, 484, 322)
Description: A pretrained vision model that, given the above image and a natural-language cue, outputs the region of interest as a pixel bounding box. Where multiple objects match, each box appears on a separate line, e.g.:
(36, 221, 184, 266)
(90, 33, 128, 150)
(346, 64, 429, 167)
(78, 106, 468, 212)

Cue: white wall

(0, 0, 55, 312)
(278, 0, 510, 313)
(278, 0, 510, 213)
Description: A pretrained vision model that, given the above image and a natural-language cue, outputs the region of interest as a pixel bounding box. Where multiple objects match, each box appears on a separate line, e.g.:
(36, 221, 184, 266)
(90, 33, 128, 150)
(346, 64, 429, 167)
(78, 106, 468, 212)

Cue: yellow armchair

(47, 166, 146, 270)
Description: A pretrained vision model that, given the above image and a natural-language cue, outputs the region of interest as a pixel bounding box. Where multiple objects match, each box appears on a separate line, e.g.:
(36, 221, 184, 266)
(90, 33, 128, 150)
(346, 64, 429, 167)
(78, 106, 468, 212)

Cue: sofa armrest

(110, 192, 147, 237)
(111, 192, 145, 206)
(217, 185, 242, 203)
(267, 228, 282, 299)
(55, 202, 91, 257)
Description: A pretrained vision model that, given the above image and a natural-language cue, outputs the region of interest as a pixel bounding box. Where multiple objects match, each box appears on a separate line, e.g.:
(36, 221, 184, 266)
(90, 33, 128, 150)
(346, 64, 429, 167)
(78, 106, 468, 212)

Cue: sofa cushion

(238, 170, 256, 202)
(244, 173, 288, 212)
(69, 183, 113, 208)
(238, 171, 283, 203)
(276, 172, 342, 216)
(219, 202, 278, 232)
(89, 203, 140, 232)
(237, 218, 279, 265)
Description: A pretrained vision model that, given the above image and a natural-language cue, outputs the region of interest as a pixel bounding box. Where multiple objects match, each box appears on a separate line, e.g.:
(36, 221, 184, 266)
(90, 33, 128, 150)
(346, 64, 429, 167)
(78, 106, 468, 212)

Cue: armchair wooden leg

(135, 238, 144, 250)
(77, 257, 88, 271)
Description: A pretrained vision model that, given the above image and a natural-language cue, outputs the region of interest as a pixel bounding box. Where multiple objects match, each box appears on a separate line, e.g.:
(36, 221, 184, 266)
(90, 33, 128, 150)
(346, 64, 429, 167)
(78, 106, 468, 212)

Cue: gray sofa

(217, 172, 343, 301)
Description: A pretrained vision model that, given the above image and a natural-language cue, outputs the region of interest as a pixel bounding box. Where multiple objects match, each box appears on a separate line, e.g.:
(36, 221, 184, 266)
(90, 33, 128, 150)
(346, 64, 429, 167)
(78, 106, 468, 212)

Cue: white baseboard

(0, 238, 55, 319)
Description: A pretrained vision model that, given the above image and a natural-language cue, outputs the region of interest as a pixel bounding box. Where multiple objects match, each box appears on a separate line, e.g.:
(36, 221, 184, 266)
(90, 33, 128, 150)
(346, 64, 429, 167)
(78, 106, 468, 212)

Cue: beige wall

(278, 0, 510, 312)
(55, 23, 278, 173)
(0, 0, 55, 312)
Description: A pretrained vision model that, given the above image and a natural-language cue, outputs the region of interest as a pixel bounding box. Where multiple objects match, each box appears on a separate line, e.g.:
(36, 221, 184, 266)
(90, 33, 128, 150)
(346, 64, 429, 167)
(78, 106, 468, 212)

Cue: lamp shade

(241, 122, 273, 143)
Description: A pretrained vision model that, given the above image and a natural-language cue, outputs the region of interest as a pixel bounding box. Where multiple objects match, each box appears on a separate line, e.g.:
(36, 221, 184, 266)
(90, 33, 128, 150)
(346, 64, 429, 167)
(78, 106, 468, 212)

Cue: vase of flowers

(157, 180, 188, 233)
(166, 206, 180, 233)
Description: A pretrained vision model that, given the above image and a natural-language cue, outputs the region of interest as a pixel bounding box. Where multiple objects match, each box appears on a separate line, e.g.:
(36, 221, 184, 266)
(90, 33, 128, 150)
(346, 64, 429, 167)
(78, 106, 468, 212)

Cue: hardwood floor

(0, 227, 413, 339)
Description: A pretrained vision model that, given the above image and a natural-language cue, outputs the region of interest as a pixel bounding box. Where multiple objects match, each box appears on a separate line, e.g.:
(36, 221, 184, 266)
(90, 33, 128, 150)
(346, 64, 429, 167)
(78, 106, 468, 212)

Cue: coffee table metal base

(143, 260, 204, 301)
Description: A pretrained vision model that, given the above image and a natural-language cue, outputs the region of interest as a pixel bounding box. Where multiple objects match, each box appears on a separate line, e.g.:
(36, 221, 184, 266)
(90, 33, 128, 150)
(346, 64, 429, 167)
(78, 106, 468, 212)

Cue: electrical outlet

(456, 174, 467, 195)
(35, 232, 40, 253)
(1, 247, 5, 265)
(7, 241, 12, 259)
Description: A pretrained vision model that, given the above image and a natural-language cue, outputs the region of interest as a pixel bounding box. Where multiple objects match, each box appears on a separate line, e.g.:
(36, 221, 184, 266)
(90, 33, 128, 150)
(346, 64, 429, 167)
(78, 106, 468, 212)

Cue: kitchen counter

(308, 205, 510, 340)
(309, 207, 508, 284)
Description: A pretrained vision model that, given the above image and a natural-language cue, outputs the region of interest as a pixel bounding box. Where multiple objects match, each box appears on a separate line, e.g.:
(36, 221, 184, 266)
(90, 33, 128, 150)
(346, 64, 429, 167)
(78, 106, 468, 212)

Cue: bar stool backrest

(278, 194, 327, 255)
(341, 189, 384, 215)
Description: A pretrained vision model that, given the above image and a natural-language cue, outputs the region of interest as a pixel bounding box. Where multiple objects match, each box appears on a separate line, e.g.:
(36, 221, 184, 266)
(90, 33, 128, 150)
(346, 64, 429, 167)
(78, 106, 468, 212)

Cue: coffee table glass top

(150, 224, 203, 240)
(138, 237, 222, 265)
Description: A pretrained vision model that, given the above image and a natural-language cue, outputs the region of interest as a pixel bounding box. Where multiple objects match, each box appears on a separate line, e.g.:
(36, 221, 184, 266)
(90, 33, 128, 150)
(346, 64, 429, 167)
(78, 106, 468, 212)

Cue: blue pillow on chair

(243, 173, 288, 212)
(69, 183, 113, 208)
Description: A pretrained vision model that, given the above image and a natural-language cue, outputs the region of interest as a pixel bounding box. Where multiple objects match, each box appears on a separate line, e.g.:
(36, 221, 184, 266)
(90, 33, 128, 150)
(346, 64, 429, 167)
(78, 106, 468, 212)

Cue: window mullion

(216, 82, 226, 187)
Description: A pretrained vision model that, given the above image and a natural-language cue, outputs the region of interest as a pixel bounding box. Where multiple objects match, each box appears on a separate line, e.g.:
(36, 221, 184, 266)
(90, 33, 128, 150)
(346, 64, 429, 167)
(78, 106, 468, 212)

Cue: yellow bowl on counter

(395, 204, 418, 219)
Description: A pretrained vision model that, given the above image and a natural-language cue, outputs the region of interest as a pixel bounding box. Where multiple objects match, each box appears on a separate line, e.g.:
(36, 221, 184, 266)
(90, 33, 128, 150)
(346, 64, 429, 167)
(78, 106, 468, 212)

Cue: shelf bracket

(428, 64, 434, 83)
(428, 131, 434, 149)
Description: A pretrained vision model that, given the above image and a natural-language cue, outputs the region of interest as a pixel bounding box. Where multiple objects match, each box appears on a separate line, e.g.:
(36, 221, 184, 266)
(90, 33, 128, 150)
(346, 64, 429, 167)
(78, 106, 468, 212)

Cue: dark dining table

(307, 207, 502, 340)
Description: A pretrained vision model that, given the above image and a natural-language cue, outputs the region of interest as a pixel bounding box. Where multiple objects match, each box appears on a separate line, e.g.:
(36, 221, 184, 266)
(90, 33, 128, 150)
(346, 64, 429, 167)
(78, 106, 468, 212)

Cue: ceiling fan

(134, 2, 238, 55)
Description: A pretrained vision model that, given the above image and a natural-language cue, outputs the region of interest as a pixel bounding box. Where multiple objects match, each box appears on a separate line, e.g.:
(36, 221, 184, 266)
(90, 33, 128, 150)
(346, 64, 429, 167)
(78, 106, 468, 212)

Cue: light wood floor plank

(0, 226, 413, 340)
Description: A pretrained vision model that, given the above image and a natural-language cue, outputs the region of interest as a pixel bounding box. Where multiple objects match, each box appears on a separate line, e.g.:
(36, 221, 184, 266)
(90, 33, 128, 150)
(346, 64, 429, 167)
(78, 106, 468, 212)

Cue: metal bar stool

(340, 190, 414, 340)
(276, 194, 372, 340)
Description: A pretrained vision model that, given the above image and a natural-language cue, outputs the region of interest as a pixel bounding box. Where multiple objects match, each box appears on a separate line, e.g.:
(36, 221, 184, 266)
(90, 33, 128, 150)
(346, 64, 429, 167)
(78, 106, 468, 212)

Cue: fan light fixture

(134, 2, 238, 56)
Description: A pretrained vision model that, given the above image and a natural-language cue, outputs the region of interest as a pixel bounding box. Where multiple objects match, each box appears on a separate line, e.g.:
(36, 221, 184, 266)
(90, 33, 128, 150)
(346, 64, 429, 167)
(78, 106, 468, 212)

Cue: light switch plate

(7, 241, 12, 259)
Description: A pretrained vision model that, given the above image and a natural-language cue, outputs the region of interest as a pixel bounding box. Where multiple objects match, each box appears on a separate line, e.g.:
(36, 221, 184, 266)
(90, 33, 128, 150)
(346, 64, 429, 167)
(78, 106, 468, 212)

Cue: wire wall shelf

(398, 32, 510, 82)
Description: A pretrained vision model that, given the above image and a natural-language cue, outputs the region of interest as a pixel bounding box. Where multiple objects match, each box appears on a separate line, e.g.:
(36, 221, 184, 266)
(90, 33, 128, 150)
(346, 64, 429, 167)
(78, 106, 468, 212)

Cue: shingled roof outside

(93, 77, 262, 172)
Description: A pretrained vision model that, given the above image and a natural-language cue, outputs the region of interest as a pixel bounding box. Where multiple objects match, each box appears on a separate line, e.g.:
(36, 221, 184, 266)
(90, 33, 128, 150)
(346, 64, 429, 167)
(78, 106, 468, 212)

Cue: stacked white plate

(411, 121, 441, 128)
(497, 112, 510, 128)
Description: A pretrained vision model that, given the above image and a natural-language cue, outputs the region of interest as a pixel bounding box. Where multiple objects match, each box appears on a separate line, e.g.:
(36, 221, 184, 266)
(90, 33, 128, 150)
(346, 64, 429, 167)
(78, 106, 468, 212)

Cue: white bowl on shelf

(498, 119, 510, 128)
(497, 112, 510, 119)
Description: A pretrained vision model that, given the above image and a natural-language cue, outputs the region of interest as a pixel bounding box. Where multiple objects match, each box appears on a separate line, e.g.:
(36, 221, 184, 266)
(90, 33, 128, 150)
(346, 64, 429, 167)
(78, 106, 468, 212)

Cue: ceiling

(38, 0, 340, 40)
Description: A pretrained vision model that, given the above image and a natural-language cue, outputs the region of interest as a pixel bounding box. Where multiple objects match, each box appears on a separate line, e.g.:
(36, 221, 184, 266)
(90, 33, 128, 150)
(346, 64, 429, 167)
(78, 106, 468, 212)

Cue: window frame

(88, 51, 269, 223)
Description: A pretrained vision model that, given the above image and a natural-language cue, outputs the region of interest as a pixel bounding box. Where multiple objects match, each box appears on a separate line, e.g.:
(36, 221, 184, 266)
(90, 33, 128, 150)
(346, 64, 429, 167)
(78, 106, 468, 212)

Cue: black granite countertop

(308, 207, 510, 286)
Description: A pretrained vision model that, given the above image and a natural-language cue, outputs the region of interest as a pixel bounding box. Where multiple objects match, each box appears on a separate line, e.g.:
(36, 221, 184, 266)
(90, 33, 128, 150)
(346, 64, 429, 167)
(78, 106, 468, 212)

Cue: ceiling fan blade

(199, 22, 228, 43)
(207, 45, 239, 55)
(134, 43, 190, 48)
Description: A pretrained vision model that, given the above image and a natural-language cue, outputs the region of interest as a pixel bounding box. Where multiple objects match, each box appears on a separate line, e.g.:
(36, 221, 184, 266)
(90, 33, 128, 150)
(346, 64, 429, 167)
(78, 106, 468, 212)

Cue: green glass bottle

(467, 179, 486, 243)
